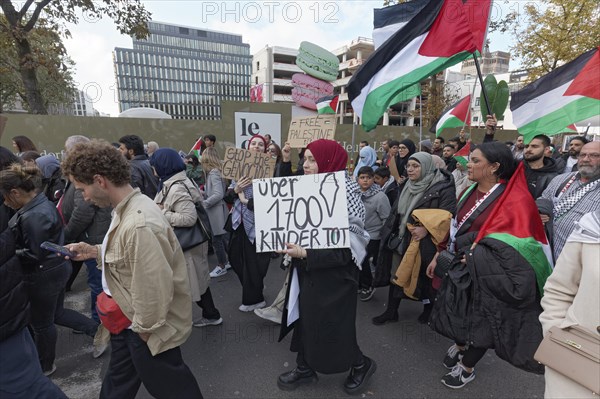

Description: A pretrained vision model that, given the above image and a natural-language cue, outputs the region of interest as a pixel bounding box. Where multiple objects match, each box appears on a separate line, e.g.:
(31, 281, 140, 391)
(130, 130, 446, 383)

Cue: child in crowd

(373, 167, 399, 206)
(356, 166, 391, 301)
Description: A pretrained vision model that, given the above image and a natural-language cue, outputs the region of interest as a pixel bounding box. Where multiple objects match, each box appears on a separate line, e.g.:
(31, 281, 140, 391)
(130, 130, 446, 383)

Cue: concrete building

(72, 90, 96, 116)
(460, 44, 510, 76)
(251, 45, 300, 104)
(113, 21, 251, 119)
(251, 38, 417, 126)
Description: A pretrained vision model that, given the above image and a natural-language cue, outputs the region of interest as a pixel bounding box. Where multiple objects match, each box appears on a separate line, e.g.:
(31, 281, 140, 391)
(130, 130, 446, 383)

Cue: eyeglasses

(578, 153, 600, 160)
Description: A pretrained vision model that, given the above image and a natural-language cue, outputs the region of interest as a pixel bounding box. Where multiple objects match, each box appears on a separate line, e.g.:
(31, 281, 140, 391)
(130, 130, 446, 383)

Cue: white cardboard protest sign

(253, 171, 350, 253)
(221, 147, 276, 181)
(287, 114, 337, 148)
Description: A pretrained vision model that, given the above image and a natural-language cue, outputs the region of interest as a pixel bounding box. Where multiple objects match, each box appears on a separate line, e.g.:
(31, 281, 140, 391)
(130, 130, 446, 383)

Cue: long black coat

(373, 169, 457, 288)
(279, 248, 361, 374)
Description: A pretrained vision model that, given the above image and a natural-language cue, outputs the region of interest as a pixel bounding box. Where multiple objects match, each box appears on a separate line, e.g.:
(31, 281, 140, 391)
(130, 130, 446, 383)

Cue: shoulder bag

(160, 180, 213, 251)
(534, 325, 600, 394)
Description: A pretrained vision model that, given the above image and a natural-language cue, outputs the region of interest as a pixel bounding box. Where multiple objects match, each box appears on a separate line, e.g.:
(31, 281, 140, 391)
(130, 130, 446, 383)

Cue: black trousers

(99, 330, 202, 399)
(228, 225, 271, 305)
(359, 239, 380, 289)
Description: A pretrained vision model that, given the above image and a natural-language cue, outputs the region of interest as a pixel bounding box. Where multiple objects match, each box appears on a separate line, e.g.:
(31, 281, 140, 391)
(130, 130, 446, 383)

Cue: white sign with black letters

(253, 171, 350, 253)
(234, 112, 282, 149)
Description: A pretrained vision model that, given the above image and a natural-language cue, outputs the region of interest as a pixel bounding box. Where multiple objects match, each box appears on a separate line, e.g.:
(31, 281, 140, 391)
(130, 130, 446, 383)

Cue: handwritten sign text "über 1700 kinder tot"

(252, 171, 350, 253)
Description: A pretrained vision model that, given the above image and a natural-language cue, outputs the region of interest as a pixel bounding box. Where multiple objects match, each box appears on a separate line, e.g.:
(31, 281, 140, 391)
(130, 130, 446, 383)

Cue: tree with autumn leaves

(0, 0, 151, 114)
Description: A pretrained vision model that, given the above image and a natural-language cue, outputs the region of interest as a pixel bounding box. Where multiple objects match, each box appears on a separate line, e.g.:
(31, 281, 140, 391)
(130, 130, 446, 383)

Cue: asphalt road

(54, 254, 544, 398)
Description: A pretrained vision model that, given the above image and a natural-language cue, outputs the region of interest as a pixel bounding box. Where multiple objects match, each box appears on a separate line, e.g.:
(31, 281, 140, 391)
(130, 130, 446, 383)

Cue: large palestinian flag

(475, 163, 554, 295)
(348, 0, 491, 132)
(435, 95, 471, 137)
(511, 47, 600, 141)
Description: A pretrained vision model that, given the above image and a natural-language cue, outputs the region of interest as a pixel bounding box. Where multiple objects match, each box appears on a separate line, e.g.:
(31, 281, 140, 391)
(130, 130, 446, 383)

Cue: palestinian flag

(453, 140, 470, 167)
(316, 95, 339, 115)
(348, 0, 491, 132)
(435, 95, 471, 137)
(475, 163, 554, 295)
(511, 47, 600, 141)
(189, 138, 203, 158)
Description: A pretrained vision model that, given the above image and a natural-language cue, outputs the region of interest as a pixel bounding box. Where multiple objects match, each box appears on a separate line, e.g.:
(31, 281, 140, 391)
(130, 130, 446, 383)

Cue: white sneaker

(239, 301, 266, 312)
(210, 266, 227, 278)
(225, 262, 232, 270)
(193, 317, 223, 327)
(254, 306, 283, 324)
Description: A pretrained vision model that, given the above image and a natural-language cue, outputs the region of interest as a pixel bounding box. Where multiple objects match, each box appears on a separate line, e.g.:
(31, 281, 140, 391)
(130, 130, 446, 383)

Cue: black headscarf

(395, 139, 416, 177)
(150, 148, 186, 190)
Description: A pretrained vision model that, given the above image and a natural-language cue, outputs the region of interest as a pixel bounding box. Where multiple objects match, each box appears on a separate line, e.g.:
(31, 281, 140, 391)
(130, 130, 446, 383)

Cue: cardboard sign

(287, 114, 337, 148)
(221, 147, 276, 180)
(253, 171, 350, 253)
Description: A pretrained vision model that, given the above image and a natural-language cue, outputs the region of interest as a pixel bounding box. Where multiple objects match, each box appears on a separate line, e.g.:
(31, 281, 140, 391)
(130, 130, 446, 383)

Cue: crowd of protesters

(0, 117, 598, 398)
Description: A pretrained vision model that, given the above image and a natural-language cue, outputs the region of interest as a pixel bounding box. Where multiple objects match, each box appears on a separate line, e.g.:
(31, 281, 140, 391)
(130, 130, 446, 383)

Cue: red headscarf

(248, 135, 268, 153)
(306, 139, 348, 173)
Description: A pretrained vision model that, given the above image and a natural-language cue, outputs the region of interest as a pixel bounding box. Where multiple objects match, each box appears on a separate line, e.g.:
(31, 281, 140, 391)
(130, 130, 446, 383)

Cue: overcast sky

(63, 0, 516, 116)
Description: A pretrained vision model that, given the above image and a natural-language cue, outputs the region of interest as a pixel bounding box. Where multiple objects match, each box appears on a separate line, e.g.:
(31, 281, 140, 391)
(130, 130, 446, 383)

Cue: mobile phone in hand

(40, 241, 75, 258)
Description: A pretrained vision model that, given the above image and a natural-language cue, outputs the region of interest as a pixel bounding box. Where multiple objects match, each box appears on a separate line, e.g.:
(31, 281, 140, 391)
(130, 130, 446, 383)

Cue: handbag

(96, 292, 131, 335)
(534, 325, 600, 394)
(161, 180, 213, 251)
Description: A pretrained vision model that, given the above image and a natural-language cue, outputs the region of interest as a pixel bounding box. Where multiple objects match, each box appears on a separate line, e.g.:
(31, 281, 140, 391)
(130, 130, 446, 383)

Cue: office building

(113, 21, 251, 119)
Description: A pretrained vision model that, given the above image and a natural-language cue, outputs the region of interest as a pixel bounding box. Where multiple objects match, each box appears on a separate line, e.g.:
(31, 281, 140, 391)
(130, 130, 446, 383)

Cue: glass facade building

(113, 22, 251, 119)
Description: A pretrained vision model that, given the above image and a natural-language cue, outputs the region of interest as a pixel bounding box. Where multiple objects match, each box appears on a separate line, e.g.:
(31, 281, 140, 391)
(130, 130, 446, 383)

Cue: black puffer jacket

(0, 226, 29, 342)
(524, 157, 560, 199)
(9, 193, 66, 272)
(431, 235, 545, 374)
(130, 155, 159, 198)
(373, 169, 457, 287)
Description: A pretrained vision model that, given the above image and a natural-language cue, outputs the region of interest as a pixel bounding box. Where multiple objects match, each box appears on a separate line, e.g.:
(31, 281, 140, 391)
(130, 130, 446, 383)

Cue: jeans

(85, 259, 102, 323)
(0, 328, 67, 399)
(25, 261, 99, 371)
(359, 240, 380, 289)
(211, 233, 229, 266)
(100, 330, 202, 399)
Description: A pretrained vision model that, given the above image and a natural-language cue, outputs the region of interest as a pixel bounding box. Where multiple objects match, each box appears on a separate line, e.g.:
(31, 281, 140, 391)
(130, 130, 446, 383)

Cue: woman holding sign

(277, 139, 376, 395)
(227, 135, 273, 312)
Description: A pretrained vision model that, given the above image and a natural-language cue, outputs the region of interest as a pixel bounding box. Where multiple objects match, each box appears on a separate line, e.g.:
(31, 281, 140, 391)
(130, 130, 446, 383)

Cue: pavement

(54, 254, 544, 398)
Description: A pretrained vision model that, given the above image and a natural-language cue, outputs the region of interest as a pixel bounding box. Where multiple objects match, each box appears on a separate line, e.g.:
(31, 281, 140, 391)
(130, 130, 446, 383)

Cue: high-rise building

(251, 46, 300, 104)
(460, 44, 510, 76)
(113, 21, 251, 119)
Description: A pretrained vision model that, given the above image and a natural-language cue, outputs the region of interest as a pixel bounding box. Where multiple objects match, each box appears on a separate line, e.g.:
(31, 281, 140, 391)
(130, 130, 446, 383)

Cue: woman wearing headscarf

(227, 134, 273, 312)
(353, 146, 379, 178)
(277, 139, 376, 395)
(151, 148, 222, 327)
(393, 139, 416, 181)
(35, 154, 65, 204)
(372, 152, 456, 325)
(427, 142, 543, 389)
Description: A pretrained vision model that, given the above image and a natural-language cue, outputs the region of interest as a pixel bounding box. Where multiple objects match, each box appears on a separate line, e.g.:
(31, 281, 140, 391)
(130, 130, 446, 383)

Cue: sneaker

(359, 287, 376, 302)
(239, 301, 266, 312)
(254, 306, 282, 324)
(210, 266, 228, 278)
(43, 364, 57, 377)
(224, 262, 232, 270)
(193, 317, 223, 327)
(441, 363, 475, 389)
(443, 344, 465, 369)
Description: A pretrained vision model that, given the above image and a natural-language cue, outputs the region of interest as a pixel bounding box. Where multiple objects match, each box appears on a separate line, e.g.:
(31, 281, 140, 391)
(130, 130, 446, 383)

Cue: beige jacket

(97, 189, 192, 356)
(539, 211, 600, 398)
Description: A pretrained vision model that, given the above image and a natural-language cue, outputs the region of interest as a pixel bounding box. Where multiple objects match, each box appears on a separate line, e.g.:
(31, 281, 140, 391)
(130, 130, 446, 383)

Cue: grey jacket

(62, 182, 112, 245)
(362, 190, 391, 240)
(201, 169, 229, 236)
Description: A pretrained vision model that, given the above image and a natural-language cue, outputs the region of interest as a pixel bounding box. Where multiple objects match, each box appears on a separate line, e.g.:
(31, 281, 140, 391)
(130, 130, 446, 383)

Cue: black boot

(372, 286, 402, 325)
(343, 356, 377, 394)
(418, 303, 433, 324)
(277, 367, 318, 391)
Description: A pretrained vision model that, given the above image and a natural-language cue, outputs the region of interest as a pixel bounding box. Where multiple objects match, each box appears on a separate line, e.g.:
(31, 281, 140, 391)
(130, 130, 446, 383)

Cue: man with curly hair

(61, 140, 202, 398)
